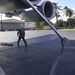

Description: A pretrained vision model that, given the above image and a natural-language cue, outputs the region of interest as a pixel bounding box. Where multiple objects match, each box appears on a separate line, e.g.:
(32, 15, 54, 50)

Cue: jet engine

(26, 0, 41, 5)
(19, 0, 54, 22)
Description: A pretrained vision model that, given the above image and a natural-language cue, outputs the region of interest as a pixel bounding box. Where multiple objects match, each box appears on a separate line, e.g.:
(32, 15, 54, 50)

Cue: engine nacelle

(28, 0, 41, 5)
(19, 0, 54, 22)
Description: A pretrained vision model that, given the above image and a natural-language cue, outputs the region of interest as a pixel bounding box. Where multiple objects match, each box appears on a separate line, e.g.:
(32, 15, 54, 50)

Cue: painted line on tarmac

(0, 66, 6, 75)
(65, 46, 75, 49)
(49, 55, 62, 75)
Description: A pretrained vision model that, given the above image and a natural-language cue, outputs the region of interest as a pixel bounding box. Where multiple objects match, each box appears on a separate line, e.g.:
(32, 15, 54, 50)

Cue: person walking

(17, 27, 27, 47)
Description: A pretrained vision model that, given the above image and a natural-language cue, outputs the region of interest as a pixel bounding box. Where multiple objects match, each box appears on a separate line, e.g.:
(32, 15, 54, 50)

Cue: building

(0, 19, 35, 31)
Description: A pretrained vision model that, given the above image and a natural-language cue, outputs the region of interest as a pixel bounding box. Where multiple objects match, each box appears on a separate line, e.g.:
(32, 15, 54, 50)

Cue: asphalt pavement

(0, 30, 75, 75)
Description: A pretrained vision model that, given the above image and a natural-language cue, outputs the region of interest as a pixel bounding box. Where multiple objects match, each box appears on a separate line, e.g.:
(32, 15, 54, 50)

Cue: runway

(0, 30, 75, 75)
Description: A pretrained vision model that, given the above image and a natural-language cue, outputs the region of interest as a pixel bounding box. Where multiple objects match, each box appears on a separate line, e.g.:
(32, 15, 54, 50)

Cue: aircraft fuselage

(0, 0, 29, 13)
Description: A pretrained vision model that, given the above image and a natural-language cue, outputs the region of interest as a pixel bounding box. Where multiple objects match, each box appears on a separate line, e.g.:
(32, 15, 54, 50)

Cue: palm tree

(35, 21, 47, 30)
(53, 3, 62, 29)
(64, 6, 74, 29)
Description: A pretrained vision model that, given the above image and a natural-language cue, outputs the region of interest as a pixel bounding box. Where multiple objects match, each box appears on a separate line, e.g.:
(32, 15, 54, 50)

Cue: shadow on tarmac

(0, 34, 75, 75)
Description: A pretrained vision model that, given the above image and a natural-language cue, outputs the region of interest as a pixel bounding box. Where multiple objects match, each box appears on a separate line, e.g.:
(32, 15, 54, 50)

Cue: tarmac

(0, 30, 75, 75)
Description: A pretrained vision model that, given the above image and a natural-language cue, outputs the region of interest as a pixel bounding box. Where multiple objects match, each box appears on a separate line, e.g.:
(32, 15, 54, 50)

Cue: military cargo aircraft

(0, 0, 63, 39)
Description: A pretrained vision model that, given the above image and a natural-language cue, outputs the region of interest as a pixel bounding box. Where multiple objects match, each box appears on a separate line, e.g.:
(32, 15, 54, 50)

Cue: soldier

(17, 28, 27, 47)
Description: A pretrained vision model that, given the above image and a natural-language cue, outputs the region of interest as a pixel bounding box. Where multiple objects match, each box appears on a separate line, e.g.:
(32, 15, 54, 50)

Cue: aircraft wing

(0, 0, 54, 22)
(0, 0, 41, 12)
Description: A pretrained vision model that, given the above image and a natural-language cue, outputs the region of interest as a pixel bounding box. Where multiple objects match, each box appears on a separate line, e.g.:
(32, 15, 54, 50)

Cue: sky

(50, 0, 75, 23)
(50, 0, 75, 9)
(0, 0, 75, 22)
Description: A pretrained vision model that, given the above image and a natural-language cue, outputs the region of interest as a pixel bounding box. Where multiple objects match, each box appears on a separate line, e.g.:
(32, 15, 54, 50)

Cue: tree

(35, 21, 47, 30)
(53, 3, 62, 29)
(57, 20, 64, 28)
(39, 21, 45, 30)
(64, 6, 74, 29)
(35, 22, 40, 28)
